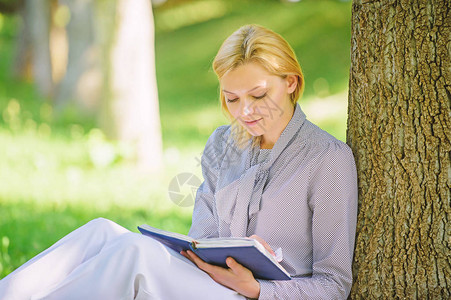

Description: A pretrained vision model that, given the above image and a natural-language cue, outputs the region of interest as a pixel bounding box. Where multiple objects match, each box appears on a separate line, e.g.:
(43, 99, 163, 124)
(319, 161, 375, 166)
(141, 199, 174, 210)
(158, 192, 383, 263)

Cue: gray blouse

(189, 104, 358, 299)
(257, 149, 271, 164)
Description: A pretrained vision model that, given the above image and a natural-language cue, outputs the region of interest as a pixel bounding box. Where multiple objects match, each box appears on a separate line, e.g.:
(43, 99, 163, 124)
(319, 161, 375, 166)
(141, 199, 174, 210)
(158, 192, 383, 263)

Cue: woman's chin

(245, 129, 264, 137)
(235, 121, 265, 137)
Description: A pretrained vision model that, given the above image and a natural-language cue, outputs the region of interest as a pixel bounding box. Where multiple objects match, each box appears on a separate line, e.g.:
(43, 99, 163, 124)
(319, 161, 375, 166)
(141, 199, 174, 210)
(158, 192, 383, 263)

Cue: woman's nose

(241, 98, 254, 116)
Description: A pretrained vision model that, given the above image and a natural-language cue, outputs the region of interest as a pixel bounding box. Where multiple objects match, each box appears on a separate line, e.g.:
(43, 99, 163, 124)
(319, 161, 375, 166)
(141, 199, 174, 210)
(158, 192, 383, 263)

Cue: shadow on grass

(0, 199, 192, 278)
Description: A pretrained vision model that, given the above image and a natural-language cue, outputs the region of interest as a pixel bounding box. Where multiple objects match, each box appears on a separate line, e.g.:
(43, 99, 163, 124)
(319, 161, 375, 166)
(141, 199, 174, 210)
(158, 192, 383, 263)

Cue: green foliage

(0, 0, 351, 279)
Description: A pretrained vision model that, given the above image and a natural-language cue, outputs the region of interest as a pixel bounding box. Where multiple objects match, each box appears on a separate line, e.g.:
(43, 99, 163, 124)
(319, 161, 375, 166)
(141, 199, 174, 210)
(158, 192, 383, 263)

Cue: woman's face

(220, 62, 297, 148)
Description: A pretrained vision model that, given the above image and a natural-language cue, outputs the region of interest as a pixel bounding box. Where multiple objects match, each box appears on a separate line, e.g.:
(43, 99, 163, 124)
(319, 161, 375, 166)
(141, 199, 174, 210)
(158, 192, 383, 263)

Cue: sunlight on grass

(0, 129, 201, 212)
(0, 124, 198, 277)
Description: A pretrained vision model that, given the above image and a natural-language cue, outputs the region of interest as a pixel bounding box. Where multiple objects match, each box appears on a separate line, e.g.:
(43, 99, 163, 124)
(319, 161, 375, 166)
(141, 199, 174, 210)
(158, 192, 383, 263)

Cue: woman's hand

(180, 250, 260, 299)
(248, 235, 275, 257)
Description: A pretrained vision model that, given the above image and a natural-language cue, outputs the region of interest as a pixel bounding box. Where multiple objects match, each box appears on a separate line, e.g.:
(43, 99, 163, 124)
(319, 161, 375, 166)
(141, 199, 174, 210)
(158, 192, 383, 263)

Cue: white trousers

(0, 218, 245, 300)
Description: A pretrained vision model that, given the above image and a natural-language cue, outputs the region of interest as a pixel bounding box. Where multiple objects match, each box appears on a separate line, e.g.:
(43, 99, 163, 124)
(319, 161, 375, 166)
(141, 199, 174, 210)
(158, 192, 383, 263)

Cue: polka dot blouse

(189, 104, 358, 299)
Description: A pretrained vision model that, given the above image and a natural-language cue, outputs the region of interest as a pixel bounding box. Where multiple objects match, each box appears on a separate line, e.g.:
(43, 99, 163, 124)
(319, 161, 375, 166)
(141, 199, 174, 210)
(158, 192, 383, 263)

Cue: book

(137, 224, 291, 281)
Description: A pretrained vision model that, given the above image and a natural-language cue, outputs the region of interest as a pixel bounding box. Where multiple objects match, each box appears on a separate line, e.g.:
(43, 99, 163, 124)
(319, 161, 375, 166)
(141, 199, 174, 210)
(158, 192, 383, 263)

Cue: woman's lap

(0, 218, 244, 300)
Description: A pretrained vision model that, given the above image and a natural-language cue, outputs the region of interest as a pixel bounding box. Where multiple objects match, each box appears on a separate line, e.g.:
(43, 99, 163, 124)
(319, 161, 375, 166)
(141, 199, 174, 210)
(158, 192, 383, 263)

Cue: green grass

(0, 200, 192, 276)
(0, 0, 352, 278)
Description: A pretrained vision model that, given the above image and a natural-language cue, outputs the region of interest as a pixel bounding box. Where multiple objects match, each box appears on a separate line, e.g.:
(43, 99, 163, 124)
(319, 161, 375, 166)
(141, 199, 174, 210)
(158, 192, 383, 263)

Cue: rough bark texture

(347, 0, 450, 299)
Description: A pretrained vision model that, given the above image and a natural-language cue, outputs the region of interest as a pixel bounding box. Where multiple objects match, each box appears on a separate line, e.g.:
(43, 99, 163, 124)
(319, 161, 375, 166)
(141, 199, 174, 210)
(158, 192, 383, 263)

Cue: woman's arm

(188, 180, 219, 239)
(258, 143, 358, 299)
(188, 126, 229, 239)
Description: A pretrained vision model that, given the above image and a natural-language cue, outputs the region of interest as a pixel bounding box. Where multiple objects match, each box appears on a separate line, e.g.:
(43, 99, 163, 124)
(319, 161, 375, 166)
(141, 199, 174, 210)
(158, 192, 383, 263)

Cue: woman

(0, 24, 357, 299)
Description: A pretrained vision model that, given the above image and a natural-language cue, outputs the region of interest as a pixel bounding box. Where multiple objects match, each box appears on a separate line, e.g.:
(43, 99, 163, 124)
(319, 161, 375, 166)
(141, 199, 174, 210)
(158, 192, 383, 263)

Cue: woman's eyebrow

(223, 86, 266, 94)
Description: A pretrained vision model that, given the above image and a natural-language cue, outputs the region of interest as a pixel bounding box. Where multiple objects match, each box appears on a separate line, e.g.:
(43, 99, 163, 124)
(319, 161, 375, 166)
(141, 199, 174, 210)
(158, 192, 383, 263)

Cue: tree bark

(107, 0, 163, 172)
(347, 0, 450, 298)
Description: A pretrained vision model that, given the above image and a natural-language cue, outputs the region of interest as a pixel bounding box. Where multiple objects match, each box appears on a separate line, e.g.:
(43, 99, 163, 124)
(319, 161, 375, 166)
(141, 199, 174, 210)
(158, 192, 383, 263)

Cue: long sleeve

(257, 142, 358, 299)
(188, 126, 229, 239)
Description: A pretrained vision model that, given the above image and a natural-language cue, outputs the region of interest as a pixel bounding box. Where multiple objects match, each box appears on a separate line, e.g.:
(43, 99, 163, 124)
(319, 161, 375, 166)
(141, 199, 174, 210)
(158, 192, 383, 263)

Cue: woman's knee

(85, 218, 129, 238)
(87, 217, 114, 227)
(114, 233, 166, 257)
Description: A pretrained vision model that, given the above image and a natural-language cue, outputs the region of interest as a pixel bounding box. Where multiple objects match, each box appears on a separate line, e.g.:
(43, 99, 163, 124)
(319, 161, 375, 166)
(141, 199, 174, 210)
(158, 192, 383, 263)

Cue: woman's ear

(286, 75, 298, 94)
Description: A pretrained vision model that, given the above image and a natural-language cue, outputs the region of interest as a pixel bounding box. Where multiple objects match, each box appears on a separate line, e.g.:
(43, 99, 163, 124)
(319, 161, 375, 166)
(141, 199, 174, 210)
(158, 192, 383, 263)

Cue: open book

(137, 224, 291, 281)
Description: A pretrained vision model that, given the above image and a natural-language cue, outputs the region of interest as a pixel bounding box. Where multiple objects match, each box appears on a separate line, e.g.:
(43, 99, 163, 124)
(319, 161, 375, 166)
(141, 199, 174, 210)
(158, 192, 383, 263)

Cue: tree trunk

(12, 2, 31, 80)
(107, 0, 163, 172)
(347, 0, 450, 298)
(24, 0, 53, 98)
(54, 0, 102, 113)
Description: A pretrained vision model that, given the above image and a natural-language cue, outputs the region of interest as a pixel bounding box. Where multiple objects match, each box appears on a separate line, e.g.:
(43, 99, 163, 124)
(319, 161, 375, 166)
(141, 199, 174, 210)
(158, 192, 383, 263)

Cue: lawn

(0, 0, 352, 278)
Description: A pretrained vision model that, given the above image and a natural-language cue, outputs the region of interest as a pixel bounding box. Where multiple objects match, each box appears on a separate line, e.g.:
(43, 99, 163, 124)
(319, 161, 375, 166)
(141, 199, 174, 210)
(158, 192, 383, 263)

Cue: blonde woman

(0, 25, 357, 299)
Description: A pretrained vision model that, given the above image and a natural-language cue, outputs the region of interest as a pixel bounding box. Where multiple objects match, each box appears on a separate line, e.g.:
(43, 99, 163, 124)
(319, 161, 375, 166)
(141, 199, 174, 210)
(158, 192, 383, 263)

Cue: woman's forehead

(222, 81, 268, 95)
(220, 63, 278, 93)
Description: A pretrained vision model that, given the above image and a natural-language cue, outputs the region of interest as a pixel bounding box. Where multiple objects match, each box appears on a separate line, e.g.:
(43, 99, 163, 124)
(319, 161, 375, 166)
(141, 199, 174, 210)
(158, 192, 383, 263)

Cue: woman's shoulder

(204, 125, 231, 150)
(301, 120, 348, 146)
(209, 125, 231, 140)
(199, 125, 233, 170)
(296, 120, 355, 162)
(202, 125, 232, 157)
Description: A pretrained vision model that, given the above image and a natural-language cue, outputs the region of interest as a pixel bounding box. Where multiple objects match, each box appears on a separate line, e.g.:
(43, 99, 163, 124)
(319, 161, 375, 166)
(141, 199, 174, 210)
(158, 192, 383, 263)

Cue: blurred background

(0, 0, 351, 277)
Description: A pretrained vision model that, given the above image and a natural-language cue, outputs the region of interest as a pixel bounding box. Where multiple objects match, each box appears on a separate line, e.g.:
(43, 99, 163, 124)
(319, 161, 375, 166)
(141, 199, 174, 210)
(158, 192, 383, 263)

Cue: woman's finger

(185, 250, 217, 273)
(180, 250, 194, 263)
(248, 235, 275, 256)
(225, 257, 248, 276)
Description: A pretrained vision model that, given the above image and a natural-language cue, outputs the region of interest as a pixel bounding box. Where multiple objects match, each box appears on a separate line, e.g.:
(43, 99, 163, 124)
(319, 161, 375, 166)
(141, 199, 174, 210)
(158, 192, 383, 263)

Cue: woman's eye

(253, 93, 267, 100)
(227, 98, 238, 103)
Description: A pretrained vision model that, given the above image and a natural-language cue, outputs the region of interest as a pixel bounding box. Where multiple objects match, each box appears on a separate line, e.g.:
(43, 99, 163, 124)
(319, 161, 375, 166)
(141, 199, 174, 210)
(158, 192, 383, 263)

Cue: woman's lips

(243, 118, 263, 126)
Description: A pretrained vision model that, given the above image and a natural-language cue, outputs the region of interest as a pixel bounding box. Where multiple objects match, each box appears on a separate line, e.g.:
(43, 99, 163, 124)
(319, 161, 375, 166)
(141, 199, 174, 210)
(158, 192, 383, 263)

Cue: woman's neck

(260, 140, 273, 149)
(260, 105, 295, 149)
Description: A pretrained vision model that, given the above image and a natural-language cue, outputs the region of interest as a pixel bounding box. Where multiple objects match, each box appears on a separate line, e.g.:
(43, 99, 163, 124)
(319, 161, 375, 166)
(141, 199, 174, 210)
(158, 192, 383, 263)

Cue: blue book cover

(138, 224, 291, 281)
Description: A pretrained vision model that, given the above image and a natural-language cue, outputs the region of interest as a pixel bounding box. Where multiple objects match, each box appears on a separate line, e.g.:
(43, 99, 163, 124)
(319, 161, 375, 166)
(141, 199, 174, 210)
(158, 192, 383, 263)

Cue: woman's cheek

(228, 105, 240, 120)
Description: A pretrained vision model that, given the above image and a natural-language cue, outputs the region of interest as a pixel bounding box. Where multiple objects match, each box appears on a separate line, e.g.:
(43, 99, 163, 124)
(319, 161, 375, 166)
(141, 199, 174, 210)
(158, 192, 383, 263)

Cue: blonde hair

(212, 24, 305, 146)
